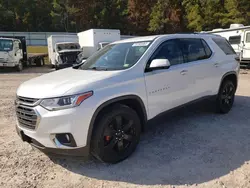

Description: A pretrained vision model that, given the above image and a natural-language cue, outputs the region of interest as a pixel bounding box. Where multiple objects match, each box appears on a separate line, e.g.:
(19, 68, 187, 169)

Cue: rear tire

(36, 58, 44, 67)
(216, 80, 236, 114)
(91, 104, 141, 164)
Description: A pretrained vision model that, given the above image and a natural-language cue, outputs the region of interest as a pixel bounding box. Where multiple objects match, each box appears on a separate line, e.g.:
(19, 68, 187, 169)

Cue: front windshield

(79, 41, 151, 71)
(0, 40, 13, 51)
(56, 43, 80, 51)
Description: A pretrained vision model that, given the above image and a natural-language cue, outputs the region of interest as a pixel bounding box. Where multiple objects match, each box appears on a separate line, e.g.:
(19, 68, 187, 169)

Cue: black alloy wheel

(216, 80, 236, 114)
(103, 115, 135, 154)
(91, 104, 141, 163)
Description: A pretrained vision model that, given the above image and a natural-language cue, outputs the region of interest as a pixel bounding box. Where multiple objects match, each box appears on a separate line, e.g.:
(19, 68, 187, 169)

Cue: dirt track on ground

(1, 67, 250, 188)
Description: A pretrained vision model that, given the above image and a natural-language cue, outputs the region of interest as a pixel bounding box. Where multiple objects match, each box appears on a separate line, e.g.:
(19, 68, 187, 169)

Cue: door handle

(180, 70, 188, 75)
(214, 63, 219, 67)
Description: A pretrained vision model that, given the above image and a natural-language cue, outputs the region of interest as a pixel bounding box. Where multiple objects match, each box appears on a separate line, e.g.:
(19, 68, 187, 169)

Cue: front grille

(17, 96, 39, 105)
(60, 53, 79, 64)
(16, 105, 38, 130)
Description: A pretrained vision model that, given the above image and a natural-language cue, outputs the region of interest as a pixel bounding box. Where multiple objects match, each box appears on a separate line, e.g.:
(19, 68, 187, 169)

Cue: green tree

(149, 0, 184, 34)
(183, 0, 226, 31)
(51, 0, 80, 32)
(217, 0, 249, 27)
(127, 0, 156, 35)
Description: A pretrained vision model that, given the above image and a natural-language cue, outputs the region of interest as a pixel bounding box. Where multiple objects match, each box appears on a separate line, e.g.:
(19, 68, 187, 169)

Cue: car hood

(17, 68, 121, 98)
(58, 49, 82, 53)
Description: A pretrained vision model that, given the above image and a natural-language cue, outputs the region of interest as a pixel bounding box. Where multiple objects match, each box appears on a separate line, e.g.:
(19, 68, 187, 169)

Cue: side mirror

(149, 59, 170, 71)
(235, 56, 240, 62)
(18, 43, 22, 49)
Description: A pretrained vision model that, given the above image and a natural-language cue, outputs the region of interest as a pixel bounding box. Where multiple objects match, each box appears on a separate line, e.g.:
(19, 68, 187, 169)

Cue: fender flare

(218, 71, 238, 93)
(85, 95, 147, 153)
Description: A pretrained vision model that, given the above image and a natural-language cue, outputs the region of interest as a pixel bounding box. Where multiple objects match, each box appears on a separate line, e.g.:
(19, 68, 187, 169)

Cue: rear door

(178, 38, 216, 98)
(13, 40, 22, 62)
(243, 30, 250, 59)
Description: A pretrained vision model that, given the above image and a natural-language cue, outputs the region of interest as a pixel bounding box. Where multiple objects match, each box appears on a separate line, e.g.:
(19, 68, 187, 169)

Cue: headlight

(40, 91, 93, 111)
(56, 55, 62, 64)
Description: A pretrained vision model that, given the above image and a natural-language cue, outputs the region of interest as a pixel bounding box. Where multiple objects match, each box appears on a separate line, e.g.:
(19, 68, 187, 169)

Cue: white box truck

(77, 29, 120, 59)
(205, 24, 250, 67)
(0, 36, 47, 71)
(47, 35, 80, 68)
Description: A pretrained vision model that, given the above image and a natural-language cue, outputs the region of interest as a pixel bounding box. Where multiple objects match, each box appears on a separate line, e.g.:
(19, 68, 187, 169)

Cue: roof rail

(175, 32, 222, 37)
(176, 32, 201, 34)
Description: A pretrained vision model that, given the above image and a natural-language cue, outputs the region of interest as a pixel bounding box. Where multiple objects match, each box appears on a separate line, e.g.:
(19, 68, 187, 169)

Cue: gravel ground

(1, 67, 250, 188)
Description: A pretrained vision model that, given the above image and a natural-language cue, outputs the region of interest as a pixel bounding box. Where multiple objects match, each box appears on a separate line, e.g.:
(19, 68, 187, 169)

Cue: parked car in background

(15, 33, 239, 163)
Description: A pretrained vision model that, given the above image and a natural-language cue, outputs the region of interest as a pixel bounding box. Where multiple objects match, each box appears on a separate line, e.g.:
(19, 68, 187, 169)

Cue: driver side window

(148, 39, 184, 68)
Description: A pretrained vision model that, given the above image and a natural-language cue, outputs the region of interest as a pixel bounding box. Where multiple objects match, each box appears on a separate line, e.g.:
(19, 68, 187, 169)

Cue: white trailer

(77, 29, 120, 59)
(205, 24, 250, 66)
(47, 35, 79, 66)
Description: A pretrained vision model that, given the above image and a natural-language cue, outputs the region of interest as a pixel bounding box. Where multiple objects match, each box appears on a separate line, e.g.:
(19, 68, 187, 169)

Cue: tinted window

(179, 38, 208, 62)
(229, 36, 241, 44)
(150, 39, 184, 66)
(201, 40, 212, 58)
(246, 33, 250, 43)
(213, 38, 236, 55)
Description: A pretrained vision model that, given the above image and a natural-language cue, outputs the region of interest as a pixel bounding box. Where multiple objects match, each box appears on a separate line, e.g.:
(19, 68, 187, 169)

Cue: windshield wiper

(87, 67, 108, 71)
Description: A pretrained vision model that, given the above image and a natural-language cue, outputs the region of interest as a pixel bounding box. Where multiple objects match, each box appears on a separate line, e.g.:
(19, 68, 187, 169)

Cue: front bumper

(16, 125, 89, 156)
(16, 103, 95, 156)
(0, 62, 17, 67)
(57, 63, 74, 69)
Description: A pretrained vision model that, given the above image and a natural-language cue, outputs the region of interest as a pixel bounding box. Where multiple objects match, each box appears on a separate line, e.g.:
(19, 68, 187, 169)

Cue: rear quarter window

(212, 38, 236, 55)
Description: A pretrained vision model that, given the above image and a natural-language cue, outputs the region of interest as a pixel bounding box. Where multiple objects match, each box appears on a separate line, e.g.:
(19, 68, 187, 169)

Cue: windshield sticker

(132, 42, 150, 47)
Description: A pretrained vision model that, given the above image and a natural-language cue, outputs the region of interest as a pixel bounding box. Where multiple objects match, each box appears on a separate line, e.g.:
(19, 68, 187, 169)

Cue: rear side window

(179, 38, 211, 62)
(212, 38, 236, 55)
(229, 36, 241, 44)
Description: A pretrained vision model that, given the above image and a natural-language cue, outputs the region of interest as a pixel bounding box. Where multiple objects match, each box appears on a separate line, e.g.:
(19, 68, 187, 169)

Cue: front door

(144, 39, 193, 119)
(13, 40, 22, 62)
(243, 30, 250, 59)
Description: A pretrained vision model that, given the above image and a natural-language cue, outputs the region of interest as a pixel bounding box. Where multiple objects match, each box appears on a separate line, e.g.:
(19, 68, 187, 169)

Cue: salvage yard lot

(1, 67, 250, 188)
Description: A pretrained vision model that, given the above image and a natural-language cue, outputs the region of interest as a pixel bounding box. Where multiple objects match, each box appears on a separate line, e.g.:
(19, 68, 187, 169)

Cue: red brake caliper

(105, 136, 111, 141)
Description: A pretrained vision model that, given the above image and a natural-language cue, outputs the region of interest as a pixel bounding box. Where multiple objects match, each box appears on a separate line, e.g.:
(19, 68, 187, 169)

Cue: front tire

(216, 80, 236, 114)
(16, 61, 23, 72)
(91, 104, 141, 163)
(55, 65, 60, 70)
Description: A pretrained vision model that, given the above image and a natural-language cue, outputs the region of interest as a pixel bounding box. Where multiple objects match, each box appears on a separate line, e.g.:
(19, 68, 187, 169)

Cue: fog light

(54, 133, 77, 147)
